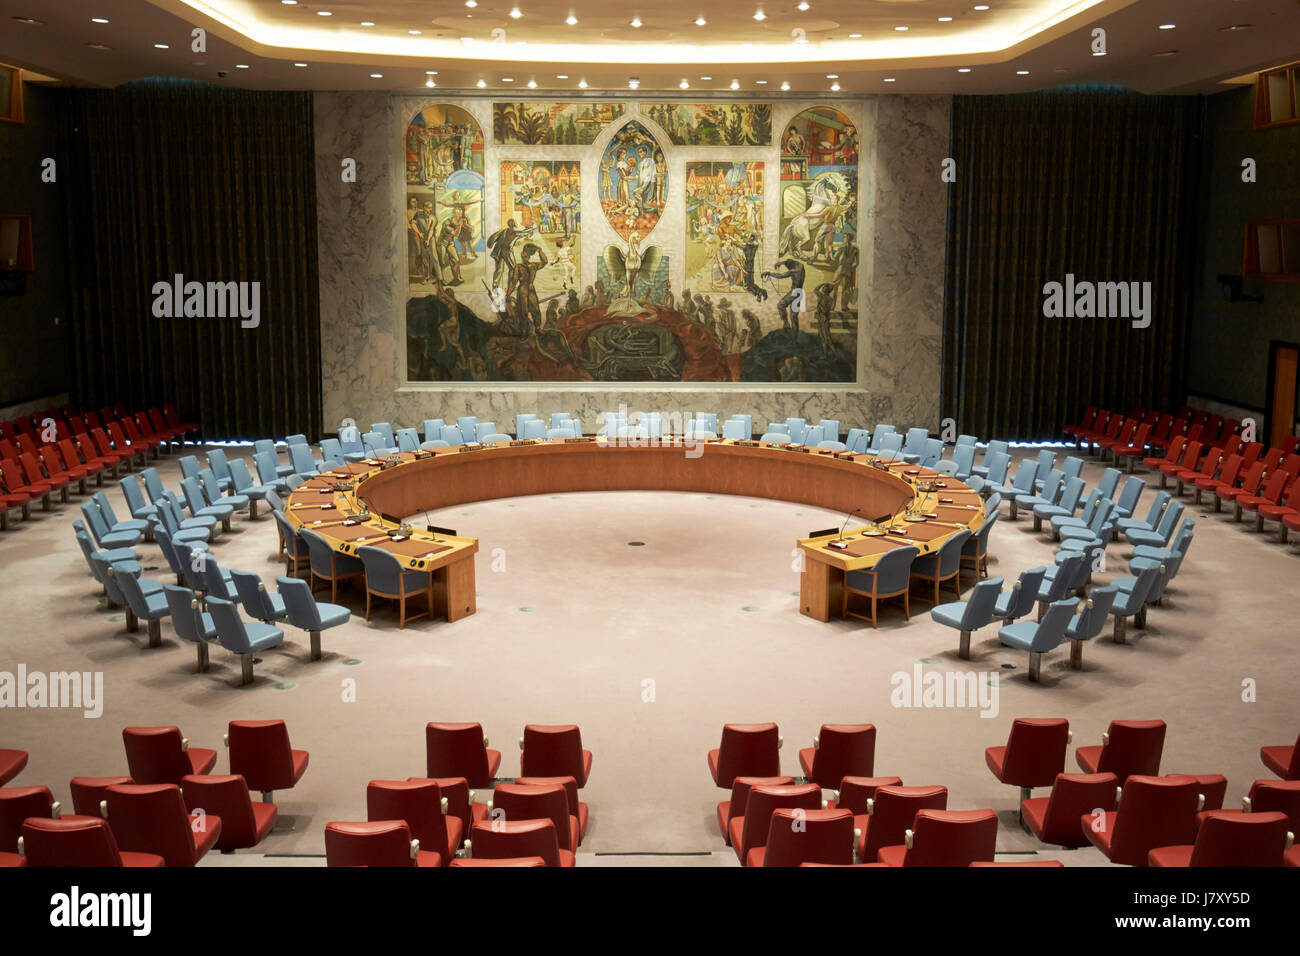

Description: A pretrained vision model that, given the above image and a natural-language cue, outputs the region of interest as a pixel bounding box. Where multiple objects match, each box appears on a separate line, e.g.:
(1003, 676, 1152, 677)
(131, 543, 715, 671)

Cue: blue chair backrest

(515, 414, 537, 438)
(339, 428, 363, 455)
(440, 425, 465, 446)
(80, 500, 111, 541)
(1115, 476, 1145, 515)
(800, 425, 824, 447)
(959, 576, 1004, 629)
(141, 467, 168, 503)
(729, 415, 753, 437)
(456, 417, 477, 437)
(952, 443, 976, 476)
(550, 413, 571, 428)
(320, 438, 344, 465)
(1010, 459, 1039, 493)
(921, 438, 944, 468)
(1034, 449, 1056, 477)
(361, 431, 387, 455)
(1056, 476, 1086, 513)
(264, 489, 284, 513)
(870, 424, 895, 450)
(1072, 585, 1120, 640)
(760, 431, 791, 445)
(231, 569, 277, 619)
(818, 420, 840, 442)
(547, 426, 576, 439)
(277, 576, 324, 629)
(845, 428, 868, 454)
(1139, 490, 1171, 526)
(1061, 456, 1084, 481)
(1117, 564, 1163, 612)
(396, 428, 420, 453)
(178, 455, 201, 482)
(254, 451, 281, 486)
(163, 586, 207, 642)
(206, 597, 255, 652)
(1040, 553, 1085, 603)
(722, 420, 746, 441)
(696, 413, 718, 431)
(1005, 567, 1048, 619)
(288, 443, 317, 475)
(934, 530, 971, 574)
(984, 451, 1011, 486)
(766, 423, 790, 435)
(522, 420, 547, 440)
(119, 476, 151, 517)
(423, 419, 445, 443)
(903, 427, 929, 456)
(985, 440, 1009, 459)
(1030, 600, 1077, 651)
(874, 545, 920, 591)
(1155, 500, 1185, 538)
(371, 424, 396, 447)
(286, 434, 308, 447)
(956, 434, 978, 448)
(877, 432, 904, 457)
(1097, 467, 1122, 500)
(475, 422, 498, 443)
(1034, 469, 1064, 502)
(357, 545, 405, 592)
(253, 439, 277, 459)
(207, 448, 232, 483)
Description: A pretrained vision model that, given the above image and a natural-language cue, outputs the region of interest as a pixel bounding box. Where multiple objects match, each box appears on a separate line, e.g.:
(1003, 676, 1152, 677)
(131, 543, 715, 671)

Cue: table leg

(800, 560, 839, 622)
(442, 553, 477, 622)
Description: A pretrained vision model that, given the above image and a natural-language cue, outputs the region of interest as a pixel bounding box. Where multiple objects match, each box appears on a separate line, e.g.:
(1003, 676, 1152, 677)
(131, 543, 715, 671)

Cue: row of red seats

(325, 722, 592, 867)
(0, 723, 306, 867)
(707, 720, 1300, 866)
(0, 403, 197, 530)
(1, 402, 197, 450)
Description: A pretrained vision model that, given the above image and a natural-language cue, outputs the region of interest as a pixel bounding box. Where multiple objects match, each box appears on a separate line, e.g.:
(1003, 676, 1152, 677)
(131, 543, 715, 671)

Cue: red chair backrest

(761, 808, 855, 867)
(1240, 442, 1263, 467)
(181, 774, 256, 848)
(1160, 435, 1187, 465)
(861, 785, 948, 862)
(325, 820, 416, 867)
(724, 775, 795, 825)
(998, 718, 1069, 789)
(1128, 423, 1151, 449)
(899, 809, 999, 866)
(468, 819, 561, 867)
(104, 783, 204, 867)
(425, 722, 494, 787)
(1109, 774, 1199, 866)
(712, 722, 781, 787)
(1284, 435, 1300, 454)
(0, 785, 55, 852)
(1152, 415, 1173, 442)
(520, 724, 585, 781)
(58, 439, 86, 470)
(228, 719, 296, 791)
(38, 446, 65, 476)
(1187, 811, 1290, 866)
(68, 776, 133, 817)
(19, 453, 47, 483)
(1097, 720, 1165, 783)
(491, 783, 574, 851)
(20, 817, 126, 867)
(807, 724, 876, 788)
(367, 779, 450, 856)
(835, 775, 903, 814)
(1237, 461, 1266, 496)
(1215, 455, 1243, 488)
(407, 776, 474, 836)
(1186, 423, 1204, 442)
(1041, 772, 1119, 846)
(122, 725, 192, 785)
(1257, 469, 1290, 504)
(515, 775, 582, 821)
(1247, 779, 1300, 831)
(738, 784, 822, 861)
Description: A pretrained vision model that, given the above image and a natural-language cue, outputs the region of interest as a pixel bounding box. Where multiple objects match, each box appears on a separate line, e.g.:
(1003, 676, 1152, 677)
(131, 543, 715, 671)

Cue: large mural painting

(405, 101, 859, 385)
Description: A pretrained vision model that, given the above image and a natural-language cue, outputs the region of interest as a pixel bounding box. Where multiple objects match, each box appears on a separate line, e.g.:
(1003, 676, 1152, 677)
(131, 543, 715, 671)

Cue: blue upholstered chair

(162, 584, 218, 672)
(91, 491, 150, 537)
(799, 425, 825, 447)
(521, 419, 547, 440)
(370, 423, 397, 449)
(842, 545, 920, 627)
(1123, 500, 1186, 549)
(951, 443, 976, 480)
(319, 438, 346, 469)
(396, 428, 421, 453)
(155, 494, 215, 542)
(550, 412, 571, 428)
(199, 555, 238, 604)
(874, 432, 905, 460)
(80, 500, 141, 549)
(988, 458, 1038, 503)
(357, 545, 433, 629)
(1117, 490, 1170, 538)
(255, 439, 295, 478)
(1064, 585, 1120, 670)
(1111, 475, 1145, 520)
(180, 476, 234, 531)
(1130, 530, 1193, 607)
(272, 510, 309, 576)
(206, 596, 285, 685)
(227, 458, 272, 518)
(341, 429, 367, 463)
(931, 576, 1004, 659)
(439, 425, 465, 446)
(901, 427, 930, 464)
(424, 419, 446, 443)
(117, 475, 159, 523)
(955, 434, 979, 449)
(515, 414, 537, 438)
(845, 428, 869, 454)
(695, 413, 719, 433)
(765, 422, 790, 436)
(110, 561, 170, 647)
(474, 422, 498, 443)
(254, 451, 291, 494)
(818, 419, 840, 442)
(970, 440, 1009, 480)
(287, 443, 321, 477)
(200, 468, 249, 513)
(993, 567, 1047, 624)
(961, 512, 998, 582)
(206, 448, 234, 493)
(231, 570, 288, 624)
(151, 524, 205, 587)
(759, 431, 791, 445)
(1058, 498, 1116, 547)
(868, 424, 895, 452)
(1034, 551, 1088, 620)
(1011, 468, 1063, 521)
(919, 438, 944, 468)
(277, 576, 351, 660)
(547, 426, 577, 439)
(455, 417, 477, 439)
(178, 454, 202, 485)
(361, 430, 398, 456)
(299, 527, 364, 603)
(910, 529, 971, 606)
(1107, 563, 1164, 644)
(723, 420, 747, 441)
(1030, 450, 1057, 490)
(1033, 476, 1086, 532)
(729, 415, 753, 438)
(998, 598, 1077, 682)
(74, 523, 137, 595)
(818, 440, 848, 451)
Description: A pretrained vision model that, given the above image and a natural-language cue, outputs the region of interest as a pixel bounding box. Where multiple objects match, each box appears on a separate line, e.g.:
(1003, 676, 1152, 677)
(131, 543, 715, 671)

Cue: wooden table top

(284, 438, 984, 573)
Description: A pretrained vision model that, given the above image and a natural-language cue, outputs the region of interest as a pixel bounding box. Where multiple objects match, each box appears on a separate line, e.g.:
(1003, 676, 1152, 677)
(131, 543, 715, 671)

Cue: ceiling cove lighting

(630, 17, 642, 28)
(510, 7, 522, 19)
(91, 17, 109, 24)
(830, 81, 840, 90)
(426, 78, 436, 87)
(566, 15, 578, 25)
(476, 78, 487, 86)
(679, 79, 689, 88)
(527, 79, 537, 88)
(695, 16, 706, 26)
(753, 10, 767, 22)
(780, 81, 789, 90)
(578, 79, 588, 88)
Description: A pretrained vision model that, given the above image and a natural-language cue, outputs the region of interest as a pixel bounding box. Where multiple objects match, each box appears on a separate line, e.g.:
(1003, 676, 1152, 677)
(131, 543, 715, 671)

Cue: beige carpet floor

(2, 444, 1297, 866)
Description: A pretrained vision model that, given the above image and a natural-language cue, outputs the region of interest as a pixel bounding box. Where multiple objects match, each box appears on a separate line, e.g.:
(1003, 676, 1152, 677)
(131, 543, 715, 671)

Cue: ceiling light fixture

(883, 77, 896, 83)
(425, 70, 438, 75)
(680, 79, 689, 89)
(756, 79, 767, 84)
(578, 79, 588, 88)
(316, 9, 332, 15)
(753, 9, 766, 21)
(426, 79, 436, 87)
(235, 64, 249, 69)
(780, 81, 790, 91)
(360, 21, 374, 26)
(848, 33, 861, 38)
(154, 43, 169, 49)
(527, 79, 537, 88)
(465, 1, 477, 6)
(557, 74, 569, 78)
(957, 67, 971, 72)
(630, 17, 642, 27)
(730, 79, 739, 89)
(695, 16, 706, 26)
(938, 16, 953, 22)
(408, 29, 421, 34)
(629, 78, 639, 88)
(91, 17, 109, 23)
(974, 4, 989, 10)
(825, 73, 838, 79)
(11, 17, 46, 25)
(502, 77, 514, 82)
(895, 25, 908, 31)
(1158, 24, 1175, 30)
(476, 78, 487, 86)
(830, 82, 840, 91)
(566, 14, 578, 25)
(510, 7, 522, 19)
(797, 1, 809, 9)
(700, 75, 712, 80)
(294, 62, 308, 67)
(1016, 69, 1029, 75)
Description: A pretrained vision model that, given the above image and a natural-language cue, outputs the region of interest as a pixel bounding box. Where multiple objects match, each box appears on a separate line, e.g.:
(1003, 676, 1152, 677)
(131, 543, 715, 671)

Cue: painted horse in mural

(778, 172, 850, 261)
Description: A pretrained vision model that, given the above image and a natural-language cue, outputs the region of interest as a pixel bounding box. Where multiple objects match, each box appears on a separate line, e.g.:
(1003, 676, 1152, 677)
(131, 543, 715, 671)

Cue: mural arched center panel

(598, 120, 668, 242)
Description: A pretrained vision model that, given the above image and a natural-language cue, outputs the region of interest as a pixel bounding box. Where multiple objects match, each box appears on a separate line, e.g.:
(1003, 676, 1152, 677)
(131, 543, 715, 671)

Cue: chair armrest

(483, 736, 490, 748)
(1287, 831, 1295, 851)
(904, 829, 914, 849)
(181, 737, 190, 751)
(866, 798, 875, 816)
(1067, 731, 1073, 744)
(1101, 732, 1109, 745)
(1196, 793, 1205, 811)
(813, 736, 820, 749)
(441, 797, 449, 815)
(778, 736, 784, 750)
(518, 737, 524, 750)
(1242, 796, 1252, 812)
(100, 800, 109, 819)
(223, 733, 229, 747)
(409, 838, 420, 860)
(51, 800, 61, 819)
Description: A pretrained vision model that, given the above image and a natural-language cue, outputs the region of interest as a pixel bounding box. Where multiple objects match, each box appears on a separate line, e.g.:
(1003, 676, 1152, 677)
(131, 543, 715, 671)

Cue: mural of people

(599, 121, 668, 241)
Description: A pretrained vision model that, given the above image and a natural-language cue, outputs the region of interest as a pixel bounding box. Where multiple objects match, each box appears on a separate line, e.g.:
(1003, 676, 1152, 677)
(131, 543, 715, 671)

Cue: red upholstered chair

(0, 749, 27, 786)
(367, 779, 462, 865)
(1149, 810, 1292, 867)
(407, 776, 488, 840)
(730, 783, 823, 865)
(519, 724, 591, 787)
(1074, 719, 1165, 785)
(1175, 773, 1226, 812)
(986, 717, 1070, 802)
(877, 808, 999, 866)
(1239, 779, 1300, 832)
(425, 722, 501, 787)
(798, 724, 876, 789)
(1022, 772, 1119, 848)
(69, 776, 134, 817)
(181, 774, 276, 853)
(102, 783, 222, 866)
(717, 775, 795, 844)
(489, 783, 579, 854)
(855, 784, 947, 863)
(226, 720, 309, 801)
(1083, 774, 1201, 866)
(19, 817, 164, 867)
(708, 722, 781, 788)
(122, 726, 217, 785)
(970, 860, 1065, 867)
(0, 786, 60, 853)
(466, 819, 575, 867)
(1261, 731, 1300, 780)
(450, 856, 546, 867)
(828, 775, 903, 813)
(750, 808, 856, 867)
(325, 820, 441, 867)
(516, 775, 588, 843)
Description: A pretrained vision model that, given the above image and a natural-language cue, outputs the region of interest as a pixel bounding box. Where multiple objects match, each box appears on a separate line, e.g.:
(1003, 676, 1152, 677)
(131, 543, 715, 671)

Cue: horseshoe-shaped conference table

(283, 438, 986, 625)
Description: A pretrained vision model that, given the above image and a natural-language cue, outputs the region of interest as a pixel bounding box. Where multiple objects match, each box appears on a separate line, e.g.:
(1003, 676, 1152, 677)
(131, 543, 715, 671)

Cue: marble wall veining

(315, 92, 950, 438)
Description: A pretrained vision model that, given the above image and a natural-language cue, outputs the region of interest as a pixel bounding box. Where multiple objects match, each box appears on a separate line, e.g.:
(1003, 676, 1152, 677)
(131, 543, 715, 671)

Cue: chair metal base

(1028, 652, 1043, 682)
(195, 642, 210, 672)
(309, 629, 322, 661)
(147, 618, 161, 648)
(959, 629, 972, 660)
(1070, 640, 1083, 669)
(240, 653, 255, 685)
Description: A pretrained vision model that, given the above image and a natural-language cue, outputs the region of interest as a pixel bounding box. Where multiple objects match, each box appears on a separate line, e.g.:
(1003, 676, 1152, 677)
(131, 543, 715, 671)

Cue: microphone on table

(424, 510, 438, 541)
(828, 508, 861, 549)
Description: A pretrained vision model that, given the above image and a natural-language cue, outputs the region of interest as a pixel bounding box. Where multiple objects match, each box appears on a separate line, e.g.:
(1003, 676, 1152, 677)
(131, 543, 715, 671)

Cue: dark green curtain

(942, 89, 1202, 440)
(60, 80, 321, 439)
